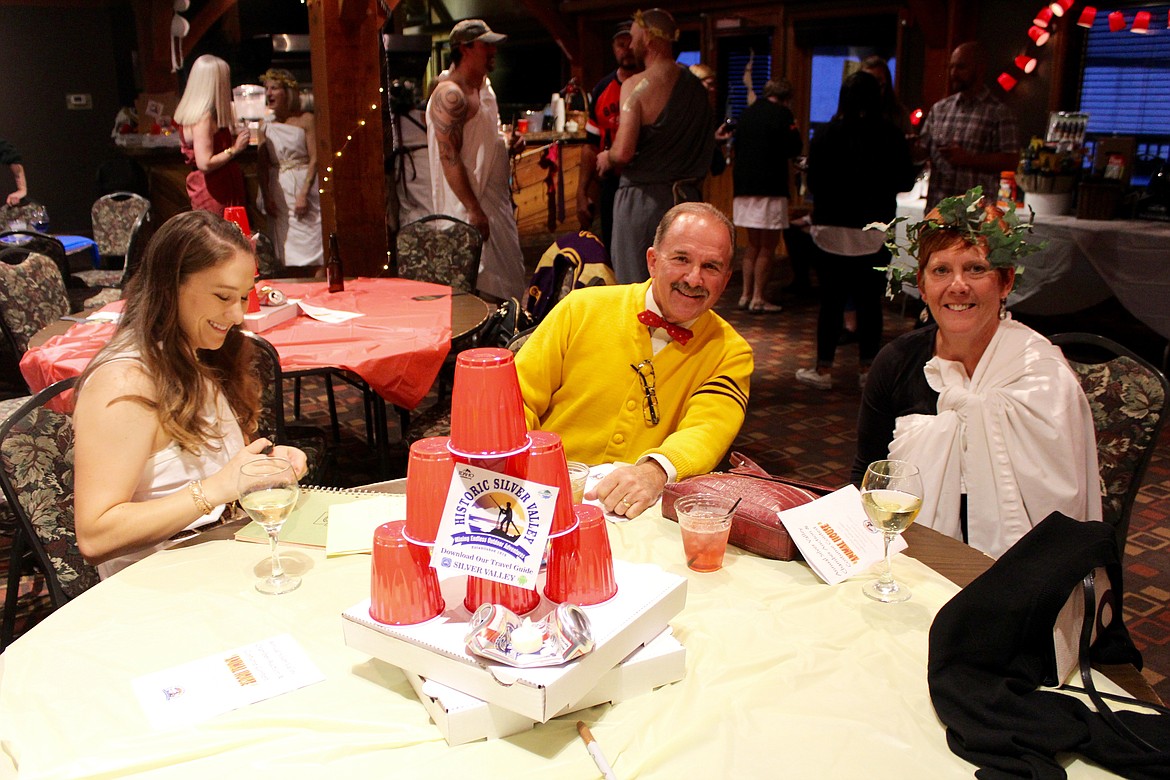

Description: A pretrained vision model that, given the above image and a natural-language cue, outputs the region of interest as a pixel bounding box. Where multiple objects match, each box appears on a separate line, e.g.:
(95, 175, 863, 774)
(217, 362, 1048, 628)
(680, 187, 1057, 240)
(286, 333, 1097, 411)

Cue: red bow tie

(638, 310, 693, 345)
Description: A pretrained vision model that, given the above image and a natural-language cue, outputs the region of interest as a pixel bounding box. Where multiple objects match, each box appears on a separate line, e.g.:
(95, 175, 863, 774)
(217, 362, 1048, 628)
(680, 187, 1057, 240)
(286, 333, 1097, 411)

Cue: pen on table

(576, 720, 618, 780)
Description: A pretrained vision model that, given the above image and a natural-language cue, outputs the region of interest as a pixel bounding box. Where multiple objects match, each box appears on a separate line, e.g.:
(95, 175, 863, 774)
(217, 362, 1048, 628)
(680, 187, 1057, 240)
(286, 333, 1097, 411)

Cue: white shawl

(888, 319, 1102, 558)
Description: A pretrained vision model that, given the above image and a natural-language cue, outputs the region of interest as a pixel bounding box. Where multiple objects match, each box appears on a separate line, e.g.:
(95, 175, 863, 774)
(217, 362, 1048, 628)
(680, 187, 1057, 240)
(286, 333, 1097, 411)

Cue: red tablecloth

(20, 277, 453, 411)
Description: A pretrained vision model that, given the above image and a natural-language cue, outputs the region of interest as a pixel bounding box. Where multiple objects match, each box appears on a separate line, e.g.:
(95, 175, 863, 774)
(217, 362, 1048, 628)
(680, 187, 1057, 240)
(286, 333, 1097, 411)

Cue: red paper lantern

(997, 72, 1018, 92)
(1077, 6, 1097, 28)
(1108, 10, 1126, 31)
(1014, 55, 1038, 74)
(1034, 6, 1053, 27)
(1048, 0, 1074, 17)
(1028, 25, 1051, 46)
(1132, 10, 1151, 33)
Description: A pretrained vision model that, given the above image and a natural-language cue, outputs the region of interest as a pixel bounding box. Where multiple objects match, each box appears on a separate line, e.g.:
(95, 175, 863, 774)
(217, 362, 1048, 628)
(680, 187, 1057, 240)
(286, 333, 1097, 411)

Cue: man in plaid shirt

(918, 42, 1019, 209)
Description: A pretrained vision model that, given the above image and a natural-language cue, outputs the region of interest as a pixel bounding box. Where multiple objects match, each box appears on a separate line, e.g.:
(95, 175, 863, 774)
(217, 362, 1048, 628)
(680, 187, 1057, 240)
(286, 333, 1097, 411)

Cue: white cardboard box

(341, 560, 687, 722)
(243, 301, 299, 333)
(405, 629, 686, 745)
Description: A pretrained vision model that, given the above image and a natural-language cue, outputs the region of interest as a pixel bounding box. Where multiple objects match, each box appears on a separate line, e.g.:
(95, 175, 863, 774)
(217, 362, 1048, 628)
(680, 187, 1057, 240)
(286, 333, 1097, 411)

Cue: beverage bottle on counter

(327, 233, 344, 293)
(998, 171, 1018, 205)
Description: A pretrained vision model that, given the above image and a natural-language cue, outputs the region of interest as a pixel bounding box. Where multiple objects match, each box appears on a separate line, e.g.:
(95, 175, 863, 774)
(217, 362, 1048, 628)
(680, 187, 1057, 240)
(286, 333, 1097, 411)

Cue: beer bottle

(327, 233, 344, 293)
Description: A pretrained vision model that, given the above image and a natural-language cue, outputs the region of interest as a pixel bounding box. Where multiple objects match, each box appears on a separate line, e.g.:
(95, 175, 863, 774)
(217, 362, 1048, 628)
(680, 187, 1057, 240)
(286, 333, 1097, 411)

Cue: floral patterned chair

(1051, 333, 1170, 555)
(245, 332, 333, 485)
(396, 214, 482, 294)
(74, 193, 152, 296)
(0, 377, 99, 648)
(0, 252, 71, 363)
(0, 231, 106, 313)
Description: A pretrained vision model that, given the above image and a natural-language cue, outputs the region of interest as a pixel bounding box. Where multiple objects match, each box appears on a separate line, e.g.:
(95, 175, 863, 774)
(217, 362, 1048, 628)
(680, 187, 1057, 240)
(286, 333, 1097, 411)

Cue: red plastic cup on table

(544, 504, 618, 605)
(404, 436, 456, 546)
(369, 521, 445, 625)
(222, 206, 251, 234)
(448, 348, 529, 458)
(464, 576, 540, 616)
(524, 431, 576, 537)
(517, 118, 529, 134)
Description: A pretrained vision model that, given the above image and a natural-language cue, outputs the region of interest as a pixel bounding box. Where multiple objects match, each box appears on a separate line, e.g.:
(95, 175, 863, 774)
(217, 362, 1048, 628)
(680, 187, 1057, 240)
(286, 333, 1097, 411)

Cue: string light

(1077, 6, 1097, 28)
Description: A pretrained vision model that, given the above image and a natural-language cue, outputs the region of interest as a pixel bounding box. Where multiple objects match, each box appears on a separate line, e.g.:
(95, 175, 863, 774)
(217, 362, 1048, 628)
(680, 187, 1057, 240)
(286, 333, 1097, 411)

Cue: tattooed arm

(431, 81, 490, 239)
(597, 75, 645, 176)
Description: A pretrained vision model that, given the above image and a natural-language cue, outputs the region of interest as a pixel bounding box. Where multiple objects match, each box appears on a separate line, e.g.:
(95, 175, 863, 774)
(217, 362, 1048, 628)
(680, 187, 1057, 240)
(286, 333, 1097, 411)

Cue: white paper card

(132, 634, 325, 730)
(430, 463, 557, 588)
(325, 495, 405, 557)
(777, 485, 908, 585)
(297, 300, 364, 323)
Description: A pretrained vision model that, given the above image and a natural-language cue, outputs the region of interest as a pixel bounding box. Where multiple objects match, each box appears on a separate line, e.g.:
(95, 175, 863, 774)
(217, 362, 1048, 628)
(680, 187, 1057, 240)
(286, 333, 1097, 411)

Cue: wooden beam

(182, 0, 237, 60)
(518, 0, 580, 63)
(308, 0, 390, 277)
(133, 0, 177, 93)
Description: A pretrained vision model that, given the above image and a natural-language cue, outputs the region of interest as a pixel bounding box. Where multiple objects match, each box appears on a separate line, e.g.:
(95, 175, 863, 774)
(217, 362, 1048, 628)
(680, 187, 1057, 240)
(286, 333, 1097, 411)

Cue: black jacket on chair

(928, 513, 1170, 779)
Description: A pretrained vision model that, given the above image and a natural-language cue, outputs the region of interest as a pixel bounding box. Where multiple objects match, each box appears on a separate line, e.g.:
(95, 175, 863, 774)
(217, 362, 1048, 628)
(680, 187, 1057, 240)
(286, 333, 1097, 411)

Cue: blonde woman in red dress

(174, 54, 248, 216)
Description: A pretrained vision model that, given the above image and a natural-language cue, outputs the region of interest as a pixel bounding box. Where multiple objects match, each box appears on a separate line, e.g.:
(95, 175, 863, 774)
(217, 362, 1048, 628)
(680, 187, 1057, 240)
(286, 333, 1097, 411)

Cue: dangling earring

(919, 304, 931, 324)
(998, 298, 1007, 320)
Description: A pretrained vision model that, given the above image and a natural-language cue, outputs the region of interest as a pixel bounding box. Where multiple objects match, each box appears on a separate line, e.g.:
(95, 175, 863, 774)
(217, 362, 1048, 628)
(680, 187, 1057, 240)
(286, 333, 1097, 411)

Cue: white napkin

(297, 300, 363, 324)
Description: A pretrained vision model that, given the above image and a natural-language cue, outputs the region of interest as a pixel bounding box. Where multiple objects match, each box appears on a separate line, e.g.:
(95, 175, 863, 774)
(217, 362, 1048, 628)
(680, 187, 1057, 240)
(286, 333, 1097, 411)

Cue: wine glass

(238, 457, 301, 595)
(860, 459, 923, 603)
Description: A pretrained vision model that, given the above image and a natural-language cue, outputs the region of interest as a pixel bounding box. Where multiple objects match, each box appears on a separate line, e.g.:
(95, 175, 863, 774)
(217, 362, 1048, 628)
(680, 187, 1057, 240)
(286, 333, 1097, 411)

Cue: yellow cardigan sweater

(515, 281, 753, 480)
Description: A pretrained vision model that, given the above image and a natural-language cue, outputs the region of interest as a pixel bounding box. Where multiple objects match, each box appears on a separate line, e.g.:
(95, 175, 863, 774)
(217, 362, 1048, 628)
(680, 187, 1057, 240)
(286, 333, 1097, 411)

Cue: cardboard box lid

(342, 560, 687, 722)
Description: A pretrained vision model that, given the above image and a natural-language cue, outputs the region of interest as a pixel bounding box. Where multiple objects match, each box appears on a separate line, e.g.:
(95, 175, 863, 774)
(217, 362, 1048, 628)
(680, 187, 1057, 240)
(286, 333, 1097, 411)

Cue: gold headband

(634, 10, 679, 43)
(258, 69, 298, 89)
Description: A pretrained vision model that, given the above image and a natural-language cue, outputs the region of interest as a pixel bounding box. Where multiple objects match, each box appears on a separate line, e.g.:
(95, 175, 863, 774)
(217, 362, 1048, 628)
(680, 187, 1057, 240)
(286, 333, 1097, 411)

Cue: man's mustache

(672, 281, 708, 298)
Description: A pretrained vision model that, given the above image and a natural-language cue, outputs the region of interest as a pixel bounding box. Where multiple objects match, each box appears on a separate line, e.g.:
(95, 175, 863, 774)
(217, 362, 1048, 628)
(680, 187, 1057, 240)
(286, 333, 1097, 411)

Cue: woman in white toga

(258, 69, 323, 268)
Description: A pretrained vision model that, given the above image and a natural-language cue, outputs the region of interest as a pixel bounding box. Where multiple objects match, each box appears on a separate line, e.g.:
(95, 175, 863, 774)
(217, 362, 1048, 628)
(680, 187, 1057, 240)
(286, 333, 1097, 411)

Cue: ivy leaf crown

(864, 186, 1044, 292)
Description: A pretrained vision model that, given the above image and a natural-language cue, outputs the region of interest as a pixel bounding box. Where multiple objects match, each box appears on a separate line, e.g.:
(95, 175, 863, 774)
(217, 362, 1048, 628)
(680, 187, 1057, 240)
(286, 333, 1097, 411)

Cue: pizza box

(243, 301, 299, 333)
(405, 628, 686, 745)
(341, 560, 687, 722)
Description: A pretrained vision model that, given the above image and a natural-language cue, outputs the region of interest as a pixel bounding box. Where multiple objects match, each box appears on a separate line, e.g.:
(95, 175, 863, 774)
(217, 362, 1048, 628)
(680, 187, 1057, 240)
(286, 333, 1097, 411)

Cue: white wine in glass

(860, 459, 923, 603)
(238, 457, 301, 595)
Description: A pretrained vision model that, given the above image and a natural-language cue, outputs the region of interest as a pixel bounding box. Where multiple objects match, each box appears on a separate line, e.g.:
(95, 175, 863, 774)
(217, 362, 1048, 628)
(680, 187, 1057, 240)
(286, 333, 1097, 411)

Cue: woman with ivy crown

(852, 187, 1101, 558)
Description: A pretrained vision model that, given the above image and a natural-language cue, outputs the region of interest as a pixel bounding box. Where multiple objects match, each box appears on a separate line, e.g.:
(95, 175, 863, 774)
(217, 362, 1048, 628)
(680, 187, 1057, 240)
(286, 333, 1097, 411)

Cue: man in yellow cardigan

(516, 202, 753, 519)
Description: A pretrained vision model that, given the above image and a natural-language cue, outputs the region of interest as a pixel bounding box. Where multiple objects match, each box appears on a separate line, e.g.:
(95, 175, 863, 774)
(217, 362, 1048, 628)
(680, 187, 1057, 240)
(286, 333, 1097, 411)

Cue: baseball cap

(450, 19, 506, 45)
(613, 21, 632, 39)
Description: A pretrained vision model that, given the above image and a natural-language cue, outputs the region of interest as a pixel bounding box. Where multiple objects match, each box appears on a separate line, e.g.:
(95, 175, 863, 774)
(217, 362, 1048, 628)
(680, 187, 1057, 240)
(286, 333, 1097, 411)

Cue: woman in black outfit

(795, 71, 916, 390)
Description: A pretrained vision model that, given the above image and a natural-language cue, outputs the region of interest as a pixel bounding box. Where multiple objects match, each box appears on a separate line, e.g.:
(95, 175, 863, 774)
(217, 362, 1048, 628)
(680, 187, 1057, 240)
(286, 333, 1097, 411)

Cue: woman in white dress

(258, 69, 323, 268)
(73, 211, 307, 577)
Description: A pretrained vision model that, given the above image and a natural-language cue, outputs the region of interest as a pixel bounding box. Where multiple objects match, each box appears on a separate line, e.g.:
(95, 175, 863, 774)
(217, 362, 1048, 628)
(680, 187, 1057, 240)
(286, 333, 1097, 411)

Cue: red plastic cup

(223, 206, 251, 235)
(449, 348, 528, 457)
(369, 521, 445, 625)
(525, 431, 575, 536)
(464, 576, 540, 616)
(517, 118, 529, 134)
(544, 504, 618, 605)
(405, 436, 456, 545)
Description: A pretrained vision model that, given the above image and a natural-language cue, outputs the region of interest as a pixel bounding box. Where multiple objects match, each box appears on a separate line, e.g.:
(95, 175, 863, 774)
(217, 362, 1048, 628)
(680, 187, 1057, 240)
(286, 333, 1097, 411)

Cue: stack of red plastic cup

(369, 521, 445, 625)
(404, 436, 456, 546)
(545, 504, 618, 606)
(449, 348, 539, 616)
(525, 431, 576, 538)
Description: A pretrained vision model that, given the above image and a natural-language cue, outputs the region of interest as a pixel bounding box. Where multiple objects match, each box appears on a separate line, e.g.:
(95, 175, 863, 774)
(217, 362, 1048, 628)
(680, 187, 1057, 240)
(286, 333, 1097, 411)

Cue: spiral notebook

(233, 486, 402, 549)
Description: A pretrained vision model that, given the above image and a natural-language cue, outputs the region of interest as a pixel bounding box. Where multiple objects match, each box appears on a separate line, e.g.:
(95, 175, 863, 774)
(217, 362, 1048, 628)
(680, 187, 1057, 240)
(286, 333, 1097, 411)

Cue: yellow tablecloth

(0, 506, 1122, 779)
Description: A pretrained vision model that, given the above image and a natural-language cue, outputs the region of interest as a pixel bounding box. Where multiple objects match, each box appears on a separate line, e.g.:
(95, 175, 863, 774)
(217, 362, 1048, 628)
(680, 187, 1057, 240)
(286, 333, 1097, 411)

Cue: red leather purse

(660, 453, 832, 561)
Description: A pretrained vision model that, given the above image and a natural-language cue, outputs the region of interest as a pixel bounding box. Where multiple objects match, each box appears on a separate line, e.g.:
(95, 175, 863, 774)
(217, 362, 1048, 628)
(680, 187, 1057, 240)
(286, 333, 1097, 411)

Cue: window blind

(1079, 5, 1170, 136)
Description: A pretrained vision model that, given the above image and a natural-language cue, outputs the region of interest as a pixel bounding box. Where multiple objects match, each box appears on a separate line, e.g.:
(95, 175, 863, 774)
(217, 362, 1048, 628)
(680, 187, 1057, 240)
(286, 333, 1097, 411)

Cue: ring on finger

(619, 498, 632, 508)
